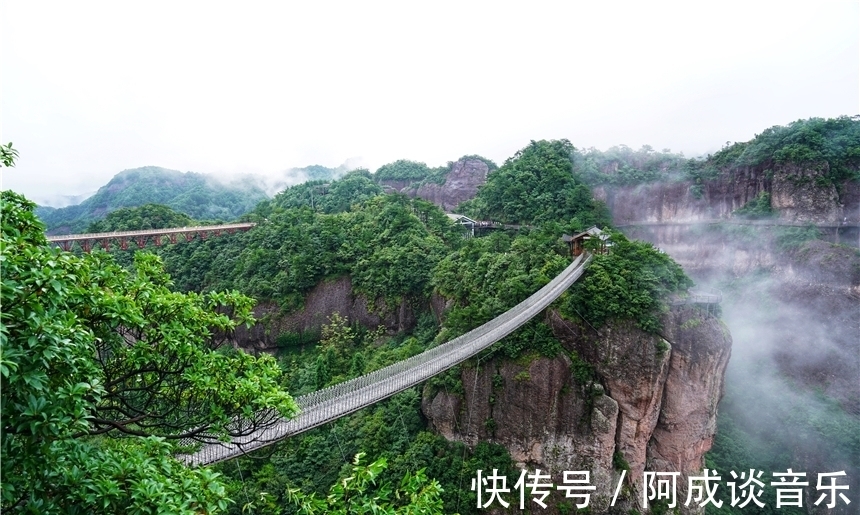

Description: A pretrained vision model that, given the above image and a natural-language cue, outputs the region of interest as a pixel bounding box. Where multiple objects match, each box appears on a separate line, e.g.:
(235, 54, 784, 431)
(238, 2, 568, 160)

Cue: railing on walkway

(670, 289, 722, 316)
(671, 290, 722, 305)
(616, 219, 858, 229)
(181, 253, 593, 467)
(46, 223, 256, 251)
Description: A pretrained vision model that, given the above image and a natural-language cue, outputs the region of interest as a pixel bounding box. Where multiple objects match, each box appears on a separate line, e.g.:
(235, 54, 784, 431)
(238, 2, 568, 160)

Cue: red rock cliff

(422, 308, 731, 514)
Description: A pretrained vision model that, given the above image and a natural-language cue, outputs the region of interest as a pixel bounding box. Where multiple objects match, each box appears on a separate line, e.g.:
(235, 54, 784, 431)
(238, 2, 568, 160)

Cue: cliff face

(594, 163, 859, 225)
(232, 276, 417, 353)
(598, 165, 860, 510)
(612, 191, 860, 412)
(380, 158, 490, 212)
(423, 308, 731, 514)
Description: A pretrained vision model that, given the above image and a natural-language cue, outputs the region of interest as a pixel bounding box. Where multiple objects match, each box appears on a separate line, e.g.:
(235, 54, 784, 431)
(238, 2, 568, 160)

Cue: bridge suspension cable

(181, 252, 592, 467)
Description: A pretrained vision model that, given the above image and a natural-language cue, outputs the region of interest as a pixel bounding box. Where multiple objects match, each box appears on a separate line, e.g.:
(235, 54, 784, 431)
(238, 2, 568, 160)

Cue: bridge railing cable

(46, 222, 256, 242)
(294, 253, 584, 410)
(181, 253, 591, 466)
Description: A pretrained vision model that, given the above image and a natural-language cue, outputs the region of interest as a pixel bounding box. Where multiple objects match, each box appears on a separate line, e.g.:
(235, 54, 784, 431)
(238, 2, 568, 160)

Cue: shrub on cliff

(733, 192, 775, 219)
(561, 231, 692, 333)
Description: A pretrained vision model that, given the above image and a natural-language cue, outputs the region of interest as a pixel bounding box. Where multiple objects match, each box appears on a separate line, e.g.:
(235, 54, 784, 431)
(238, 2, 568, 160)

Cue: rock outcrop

(647, 310, 731, 479)
(594, 164, 860, 511)
(233, 276, 417, 353)
(593, 162, 859, 226)
(380, 158, 490, 212)
(422, 308, 731, 514)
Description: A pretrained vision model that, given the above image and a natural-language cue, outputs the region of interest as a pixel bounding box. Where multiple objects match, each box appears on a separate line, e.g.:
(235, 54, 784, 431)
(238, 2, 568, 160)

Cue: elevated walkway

(46, 223, 255, 251)
(181, 253, 592, 466)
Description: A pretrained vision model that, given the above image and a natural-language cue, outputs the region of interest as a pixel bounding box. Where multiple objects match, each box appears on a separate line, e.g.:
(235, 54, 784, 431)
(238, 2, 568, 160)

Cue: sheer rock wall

(232, 276, 416, 353)
(422, 308, 731, 514)
(593, 163, 858, 225)
(379, 158, 490, 212)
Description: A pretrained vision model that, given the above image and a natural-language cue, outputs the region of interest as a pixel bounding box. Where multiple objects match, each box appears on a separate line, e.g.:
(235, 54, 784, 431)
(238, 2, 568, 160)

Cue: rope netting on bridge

(181, 252, 592, 467)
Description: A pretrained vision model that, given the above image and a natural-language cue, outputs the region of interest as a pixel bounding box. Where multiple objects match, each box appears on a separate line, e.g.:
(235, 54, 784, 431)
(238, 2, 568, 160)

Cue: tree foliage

(561, 231, 692, 332)
(1, 142, 18, 167)
(293, 164, 346, 182)
(711, 116, 860, 167)
(374, 156, 497, 187)
(284, 453, 446, 515)
(1, 190, 297, 513)
(732, 192, 774, 219)
(156, 192, 457, 311)
(573, 144, 689, 185)
(374, 160, 435, 182)
(706, 116, 860, 185)
(432, 228, 571, 358)
(462, 139, 611, 226)
(36, 166, 267, 233)
(256, 170, 383, 215)
(86, 203, 196, 232)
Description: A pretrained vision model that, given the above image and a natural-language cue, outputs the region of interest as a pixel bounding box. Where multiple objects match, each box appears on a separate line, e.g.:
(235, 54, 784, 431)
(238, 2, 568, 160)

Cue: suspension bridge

(181, 252, 593, 467)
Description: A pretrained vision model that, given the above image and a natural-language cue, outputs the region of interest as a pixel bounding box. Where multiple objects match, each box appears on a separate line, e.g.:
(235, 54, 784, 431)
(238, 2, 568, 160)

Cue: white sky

(2, 1, 858, 206)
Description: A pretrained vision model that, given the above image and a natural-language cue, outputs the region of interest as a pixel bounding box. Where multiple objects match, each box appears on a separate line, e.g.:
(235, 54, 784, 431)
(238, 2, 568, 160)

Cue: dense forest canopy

(85, 203, 196, 232)
(709, 116, 860, 174)
(373, 155, 498, 188)
(460, 139, 612, 226)
(374, 159, 437, 181)
(256, 169, 384, 215)
(572, 144, 690, 185)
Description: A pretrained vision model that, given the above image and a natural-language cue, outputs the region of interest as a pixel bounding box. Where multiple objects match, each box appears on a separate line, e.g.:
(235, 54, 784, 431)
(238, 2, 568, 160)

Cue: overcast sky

(2, 1, 858, 206)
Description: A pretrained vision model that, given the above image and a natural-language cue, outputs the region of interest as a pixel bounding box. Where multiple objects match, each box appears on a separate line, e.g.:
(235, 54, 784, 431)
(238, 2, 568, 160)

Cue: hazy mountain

(36, 166, 269, 234)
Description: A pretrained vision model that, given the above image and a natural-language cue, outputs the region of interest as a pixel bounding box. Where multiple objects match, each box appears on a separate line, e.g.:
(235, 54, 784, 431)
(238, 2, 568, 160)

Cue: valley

(5, 117, 858, 514)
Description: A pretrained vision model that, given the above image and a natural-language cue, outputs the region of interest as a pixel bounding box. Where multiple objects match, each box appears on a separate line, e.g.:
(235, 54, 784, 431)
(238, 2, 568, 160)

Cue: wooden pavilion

(562, 227, 608, 257)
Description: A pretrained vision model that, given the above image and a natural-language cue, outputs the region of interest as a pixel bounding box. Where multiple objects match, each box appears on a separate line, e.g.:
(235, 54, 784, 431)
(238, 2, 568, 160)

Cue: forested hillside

(11, 118, 855, 513)
(65, 140, 694, 514)
(36, 166, 268, 234)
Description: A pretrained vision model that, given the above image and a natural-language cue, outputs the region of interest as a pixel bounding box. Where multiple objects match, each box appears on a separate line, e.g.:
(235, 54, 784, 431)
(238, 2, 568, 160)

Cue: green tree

(572, 144, 689, 186)
(733, 191, 774, 219)
(284, 453, 448, 515)
(465, 139, 611, 227)
(1, 190, 297, 513)
(561, 231, 692, 332)
(1, 142, 18, 167)
(86, 203, 195, 232)
(374, 160, 434, 181)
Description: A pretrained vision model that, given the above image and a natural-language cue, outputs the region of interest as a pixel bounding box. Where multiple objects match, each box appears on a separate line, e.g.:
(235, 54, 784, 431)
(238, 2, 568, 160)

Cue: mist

(636, 223, 860, 512)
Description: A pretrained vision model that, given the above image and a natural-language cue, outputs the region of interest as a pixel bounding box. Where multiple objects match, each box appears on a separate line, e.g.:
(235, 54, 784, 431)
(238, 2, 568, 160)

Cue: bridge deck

(181, 253, 592, 467)
(46, 222, 256, 242)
